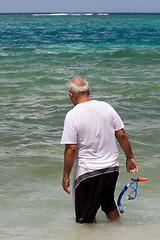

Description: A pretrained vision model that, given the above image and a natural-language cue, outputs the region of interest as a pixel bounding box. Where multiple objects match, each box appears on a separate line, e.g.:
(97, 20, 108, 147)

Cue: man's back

(61, 100, 124, 170)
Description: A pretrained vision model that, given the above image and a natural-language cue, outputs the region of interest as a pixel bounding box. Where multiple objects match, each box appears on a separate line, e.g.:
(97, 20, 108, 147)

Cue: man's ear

(68, 91, 73, 98)
(88, 88, 91, 96)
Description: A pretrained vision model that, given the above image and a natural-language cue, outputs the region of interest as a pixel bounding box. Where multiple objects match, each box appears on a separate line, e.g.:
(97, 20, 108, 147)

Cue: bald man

(61, 77, 138, 223)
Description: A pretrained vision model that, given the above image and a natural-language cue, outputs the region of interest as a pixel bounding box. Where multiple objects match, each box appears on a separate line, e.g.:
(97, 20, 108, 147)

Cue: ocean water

(0, 13, 160, 239)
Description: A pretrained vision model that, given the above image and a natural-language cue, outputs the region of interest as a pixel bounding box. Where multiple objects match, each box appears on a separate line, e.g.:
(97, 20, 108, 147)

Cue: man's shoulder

(66, 108, 75, 117)
(94, 100, 113, 109)
(65, 106, 79, 121)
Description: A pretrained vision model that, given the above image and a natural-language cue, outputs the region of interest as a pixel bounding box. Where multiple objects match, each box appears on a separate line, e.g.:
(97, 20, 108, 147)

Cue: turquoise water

(0, 13, 160, 239)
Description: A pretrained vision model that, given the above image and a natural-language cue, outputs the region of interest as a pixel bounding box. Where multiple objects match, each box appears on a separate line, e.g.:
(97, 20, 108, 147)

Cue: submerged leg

(106, 209, 120, 222)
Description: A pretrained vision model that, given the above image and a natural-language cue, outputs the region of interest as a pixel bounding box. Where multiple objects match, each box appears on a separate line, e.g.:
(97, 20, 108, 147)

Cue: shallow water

(0, 13, 160, 239)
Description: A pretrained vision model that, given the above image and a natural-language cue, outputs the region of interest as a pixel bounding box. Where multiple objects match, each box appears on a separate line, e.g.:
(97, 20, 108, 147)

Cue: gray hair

(67, 77, 89, 94)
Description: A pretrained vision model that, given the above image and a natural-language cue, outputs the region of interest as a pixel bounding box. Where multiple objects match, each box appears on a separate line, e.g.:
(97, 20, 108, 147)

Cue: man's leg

(92, 218, 97, 223)
(106, 209, 120, 221)
(101, 171, 119, 222)
(75, 175, 101, 224)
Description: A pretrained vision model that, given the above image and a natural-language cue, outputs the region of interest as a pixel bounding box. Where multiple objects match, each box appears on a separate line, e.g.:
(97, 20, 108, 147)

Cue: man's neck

(76, 96, 91, 105)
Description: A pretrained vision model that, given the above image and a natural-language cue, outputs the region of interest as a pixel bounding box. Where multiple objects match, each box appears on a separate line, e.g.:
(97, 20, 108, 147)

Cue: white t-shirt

(61, 100, 124, 170)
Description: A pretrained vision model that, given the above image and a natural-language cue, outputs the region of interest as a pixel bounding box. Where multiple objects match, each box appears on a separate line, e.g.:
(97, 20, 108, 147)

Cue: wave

(97, 13, 109, 15)
(32, 13, 69, 16)
(32, 13, 109, 16)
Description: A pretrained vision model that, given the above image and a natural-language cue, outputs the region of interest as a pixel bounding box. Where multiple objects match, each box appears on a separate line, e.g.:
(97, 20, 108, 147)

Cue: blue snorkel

(117, 177, 148, 213)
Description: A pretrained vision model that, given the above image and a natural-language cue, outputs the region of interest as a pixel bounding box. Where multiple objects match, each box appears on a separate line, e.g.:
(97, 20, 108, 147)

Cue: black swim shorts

(74, 168, 119, 223)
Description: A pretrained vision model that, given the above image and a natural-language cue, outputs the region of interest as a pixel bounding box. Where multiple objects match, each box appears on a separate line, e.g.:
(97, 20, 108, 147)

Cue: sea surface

(0, 13, 160, 240)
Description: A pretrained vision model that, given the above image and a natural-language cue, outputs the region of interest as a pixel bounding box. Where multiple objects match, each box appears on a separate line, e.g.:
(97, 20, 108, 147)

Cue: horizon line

(0, 11, 160, 14)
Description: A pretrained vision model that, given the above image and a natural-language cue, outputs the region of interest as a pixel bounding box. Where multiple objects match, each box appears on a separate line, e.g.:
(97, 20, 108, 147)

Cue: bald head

(67, 77, 89, 95)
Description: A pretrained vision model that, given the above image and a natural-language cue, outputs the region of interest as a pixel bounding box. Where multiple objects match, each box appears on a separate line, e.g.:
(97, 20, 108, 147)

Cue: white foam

(32, 13, 109, 16)
(32, 13, 69, 16)
(97, 13, 109, 15)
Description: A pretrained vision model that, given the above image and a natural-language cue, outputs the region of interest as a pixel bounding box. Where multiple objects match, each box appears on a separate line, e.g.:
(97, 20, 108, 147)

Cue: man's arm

(115, 129, 138, 173)
(62, 144, 77, 194)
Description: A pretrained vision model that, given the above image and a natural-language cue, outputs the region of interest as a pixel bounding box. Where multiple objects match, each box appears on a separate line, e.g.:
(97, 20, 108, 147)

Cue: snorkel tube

(117, 177, 148, 214)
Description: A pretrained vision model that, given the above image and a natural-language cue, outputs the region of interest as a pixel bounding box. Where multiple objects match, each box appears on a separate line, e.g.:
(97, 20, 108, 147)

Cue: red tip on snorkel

(137, 177, 148, 182)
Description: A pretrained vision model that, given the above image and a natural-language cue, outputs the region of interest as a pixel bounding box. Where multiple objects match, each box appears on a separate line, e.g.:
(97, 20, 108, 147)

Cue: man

(61, 77, 138, 223)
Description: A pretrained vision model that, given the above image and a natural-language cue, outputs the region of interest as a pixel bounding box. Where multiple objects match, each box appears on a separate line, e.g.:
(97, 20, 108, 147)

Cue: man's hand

(126, 157, 138, 173)
(115, 129, 138, 173)
(62, 144, 77, 194)
(62, 175, 71, 194)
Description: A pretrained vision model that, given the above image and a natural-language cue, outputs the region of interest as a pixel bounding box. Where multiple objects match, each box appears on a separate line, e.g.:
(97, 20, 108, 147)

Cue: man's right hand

(62, 175, 71, 194)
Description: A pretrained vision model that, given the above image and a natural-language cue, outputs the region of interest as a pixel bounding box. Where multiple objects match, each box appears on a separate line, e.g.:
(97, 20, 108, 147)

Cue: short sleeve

(60, 111, 78, 145)
(112, 108, 124, 131)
